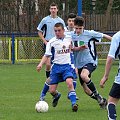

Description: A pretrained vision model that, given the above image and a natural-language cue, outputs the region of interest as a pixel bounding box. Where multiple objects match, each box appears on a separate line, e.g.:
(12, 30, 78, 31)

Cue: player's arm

(36, 55, 49, 72)
(100, 56, 114, 88)
(90, 30, 112, 41)
(37, 40, 52, 72)
(100, 34, 118, 88)
(38, 31, 48, 45)
(72, 45, 88, 51)
(103, 34, 112, 41)
(37, 18, 48, 45)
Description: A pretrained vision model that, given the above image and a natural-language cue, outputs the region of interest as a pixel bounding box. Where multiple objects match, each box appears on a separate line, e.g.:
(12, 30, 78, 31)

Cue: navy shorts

(78, 63, 97, 85)
(49, 64, 76, 85)
(109, 83, 120, 99)
(43, 43, 46, 53)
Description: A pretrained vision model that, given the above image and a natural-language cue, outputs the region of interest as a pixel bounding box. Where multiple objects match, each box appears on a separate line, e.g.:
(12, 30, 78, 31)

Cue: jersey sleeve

(37, 18, 45, 32)
(89, 30, 104, 42)
(44, 41, 52, 56)
(108, 33, 120, 59)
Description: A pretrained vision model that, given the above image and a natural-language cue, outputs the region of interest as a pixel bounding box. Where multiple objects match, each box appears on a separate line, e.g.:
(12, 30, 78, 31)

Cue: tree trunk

(101, 0, 114, 32)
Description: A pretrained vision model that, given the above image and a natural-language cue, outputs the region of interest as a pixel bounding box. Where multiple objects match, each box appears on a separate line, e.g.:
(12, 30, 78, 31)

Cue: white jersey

(108, 31, 120, 84)
(45, 35, 73, 64)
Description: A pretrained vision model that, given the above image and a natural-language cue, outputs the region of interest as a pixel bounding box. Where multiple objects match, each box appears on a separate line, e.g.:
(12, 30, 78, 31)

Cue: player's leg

(63, 65, 78, 112)
(82, 83, 97, 100)
(49, 84, 61, 107)
(107, 83, 120, 120)
(78, 71, 97, 100)
(39, 77, 50, 101)
(107, 97, 118, 120)
(78, 68, 95, 97)
(78, 64, 107, 108)
(67, 79, 79, 100)
(68, 68, 79, 100)
(49, 66, 61, 107)
(66, 78, 78, 112)
(73, 79, 77, 90)
(80, 68, 98, 95)
(73, 68, 78, 90)
(45, 57, 51, 78)
(81, 68, 107, 107)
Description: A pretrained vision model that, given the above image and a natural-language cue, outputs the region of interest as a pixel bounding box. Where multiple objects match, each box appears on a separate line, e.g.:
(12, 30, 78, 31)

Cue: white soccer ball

(35, 101, 49, 113)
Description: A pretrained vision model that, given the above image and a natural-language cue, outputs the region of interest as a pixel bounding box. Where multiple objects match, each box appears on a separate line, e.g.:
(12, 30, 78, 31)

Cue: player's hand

(69, 44, 73, 50)
(44, 41, 48, 45)
(100, 76, 108, 88)
(78, 45, 88, 50)
(36, 64, 42, 72)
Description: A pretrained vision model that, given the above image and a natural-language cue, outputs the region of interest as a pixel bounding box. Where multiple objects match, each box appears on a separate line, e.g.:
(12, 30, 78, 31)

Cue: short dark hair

(67, 13, 76, 19)
(74, 16, 84, 26)
(54, 23, 64, 29)
(50, 2, 58, 9)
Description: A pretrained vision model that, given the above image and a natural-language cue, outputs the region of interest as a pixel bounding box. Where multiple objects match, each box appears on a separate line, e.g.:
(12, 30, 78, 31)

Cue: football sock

(86, 80, 98, 96)
(68, 91, 76, 105)
(73, 80, 77, 90)
(107, 103, 117, 120)
(40, 82, 49, 97)
(89, 93, 97, 100)
(46, 71, 50, 78)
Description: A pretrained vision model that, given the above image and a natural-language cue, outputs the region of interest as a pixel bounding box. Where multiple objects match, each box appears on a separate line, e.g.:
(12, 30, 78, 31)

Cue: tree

(101, 0, 114, 31)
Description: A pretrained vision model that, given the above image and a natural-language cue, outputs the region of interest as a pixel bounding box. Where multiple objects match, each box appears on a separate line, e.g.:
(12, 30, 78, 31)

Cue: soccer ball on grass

(35, 101, 49, 113)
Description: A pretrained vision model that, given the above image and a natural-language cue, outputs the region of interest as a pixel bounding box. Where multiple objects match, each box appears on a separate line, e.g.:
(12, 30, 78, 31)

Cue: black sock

(86, 80, 98, 96)
(46, 71, 50, 78)
(89, 93, 97, 100)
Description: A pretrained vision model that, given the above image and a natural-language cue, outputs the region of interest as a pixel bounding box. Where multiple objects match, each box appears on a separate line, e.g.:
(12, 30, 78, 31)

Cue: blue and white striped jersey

(45, 35, 73, 65)
(71, 30, 103, 68)
(108, 31, 120, 84)
(37, 15, 66, 41)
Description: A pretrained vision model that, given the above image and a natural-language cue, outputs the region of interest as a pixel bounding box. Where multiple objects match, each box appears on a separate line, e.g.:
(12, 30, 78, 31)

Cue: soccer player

(100, 31, 120, 120)
(37, 2, 66, 100)
(37, 23, 78, 112)
(71, 16, 112, 108)
(37, 13, 78, 101)
(66, 13, 76, 32)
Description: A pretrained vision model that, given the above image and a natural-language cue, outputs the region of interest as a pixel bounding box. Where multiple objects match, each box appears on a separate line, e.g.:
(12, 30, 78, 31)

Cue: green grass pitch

(0, 62, 120, 120)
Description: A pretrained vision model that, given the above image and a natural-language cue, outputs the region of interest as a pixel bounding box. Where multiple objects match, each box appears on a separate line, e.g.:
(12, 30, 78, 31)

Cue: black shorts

(109, 83, 120, 99)
(78, 63, 97, 85)
(43, 43, 46, 53)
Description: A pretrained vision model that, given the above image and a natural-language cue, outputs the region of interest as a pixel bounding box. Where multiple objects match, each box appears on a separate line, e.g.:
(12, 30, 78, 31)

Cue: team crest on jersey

(62, 45, 66, 49)
(57, 45, 70, 54)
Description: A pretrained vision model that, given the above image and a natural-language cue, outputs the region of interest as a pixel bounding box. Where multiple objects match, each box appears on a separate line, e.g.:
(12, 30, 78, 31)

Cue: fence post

(12, 33, 15, 64)
(78, 0, 82, 16)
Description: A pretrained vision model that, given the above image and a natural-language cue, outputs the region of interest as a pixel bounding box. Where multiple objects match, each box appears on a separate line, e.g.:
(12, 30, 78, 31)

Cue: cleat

(96, 94, 107, 109)
(72, 104, 78, 112)
(99, 98, 108, 109)
(52, 93, 61, 107)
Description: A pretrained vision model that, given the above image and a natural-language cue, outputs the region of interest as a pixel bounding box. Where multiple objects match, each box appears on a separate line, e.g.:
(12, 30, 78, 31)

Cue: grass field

(0, 62, 120, 120)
